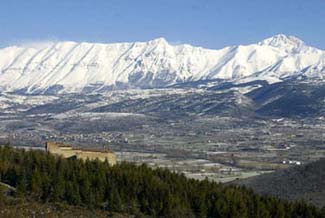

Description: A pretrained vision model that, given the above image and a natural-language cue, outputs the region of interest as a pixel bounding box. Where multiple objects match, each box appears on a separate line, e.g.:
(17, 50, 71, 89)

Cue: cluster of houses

(282, 160, 302, 165)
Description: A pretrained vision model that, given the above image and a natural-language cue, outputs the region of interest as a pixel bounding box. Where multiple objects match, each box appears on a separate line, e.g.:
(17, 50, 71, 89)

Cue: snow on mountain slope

(0, 34, 324, 93)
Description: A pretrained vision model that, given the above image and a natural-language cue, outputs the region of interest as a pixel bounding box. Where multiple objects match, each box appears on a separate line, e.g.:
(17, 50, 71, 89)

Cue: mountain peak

(0, 35, 323, 94)
(148, 37, 169, 45)
(258, 34, 305, 52)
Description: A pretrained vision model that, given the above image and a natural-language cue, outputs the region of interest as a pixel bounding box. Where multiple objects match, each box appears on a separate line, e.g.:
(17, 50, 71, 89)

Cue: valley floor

(0, 89, 325, 183)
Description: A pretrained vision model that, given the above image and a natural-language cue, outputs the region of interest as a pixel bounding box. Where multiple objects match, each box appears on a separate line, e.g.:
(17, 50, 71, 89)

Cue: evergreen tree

(16, 171, 27, 198)
(0, 146, 324, 218)
(31, 169, 42, 199)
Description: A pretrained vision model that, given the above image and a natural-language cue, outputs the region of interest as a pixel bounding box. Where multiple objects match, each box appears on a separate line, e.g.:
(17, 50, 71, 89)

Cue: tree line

(0, 146, 324, 218)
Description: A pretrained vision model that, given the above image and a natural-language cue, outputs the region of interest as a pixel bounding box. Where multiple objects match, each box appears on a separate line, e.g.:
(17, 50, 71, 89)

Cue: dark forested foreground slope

(236, 158, 325, 208)
(0, 146, 325, 218)
(0, 198, 129, 218)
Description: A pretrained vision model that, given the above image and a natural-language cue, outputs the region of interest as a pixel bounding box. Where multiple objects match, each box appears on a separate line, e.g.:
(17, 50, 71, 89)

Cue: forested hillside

(236, 158, 325, 208)
(0, 146, 324, 218)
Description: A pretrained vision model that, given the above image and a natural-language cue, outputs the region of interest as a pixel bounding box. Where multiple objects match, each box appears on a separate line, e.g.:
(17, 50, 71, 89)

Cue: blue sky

(1, 0, 324, 49)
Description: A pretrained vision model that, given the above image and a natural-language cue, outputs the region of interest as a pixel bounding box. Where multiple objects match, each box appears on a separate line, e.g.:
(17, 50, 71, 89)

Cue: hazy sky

(1, 0, 324, 49)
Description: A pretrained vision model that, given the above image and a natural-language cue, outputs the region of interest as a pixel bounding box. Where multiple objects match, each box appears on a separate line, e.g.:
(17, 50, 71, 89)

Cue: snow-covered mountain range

(0, 34, 324, 94)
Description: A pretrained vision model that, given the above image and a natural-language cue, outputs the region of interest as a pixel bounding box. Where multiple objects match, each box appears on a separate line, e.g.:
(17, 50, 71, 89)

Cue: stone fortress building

(46, 141, 117, 165)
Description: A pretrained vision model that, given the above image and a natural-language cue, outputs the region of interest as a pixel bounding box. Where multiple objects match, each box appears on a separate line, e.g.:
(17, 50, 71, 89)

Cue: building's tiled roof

(77, 147, 114, 153)
(47, 141, 113, 153)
